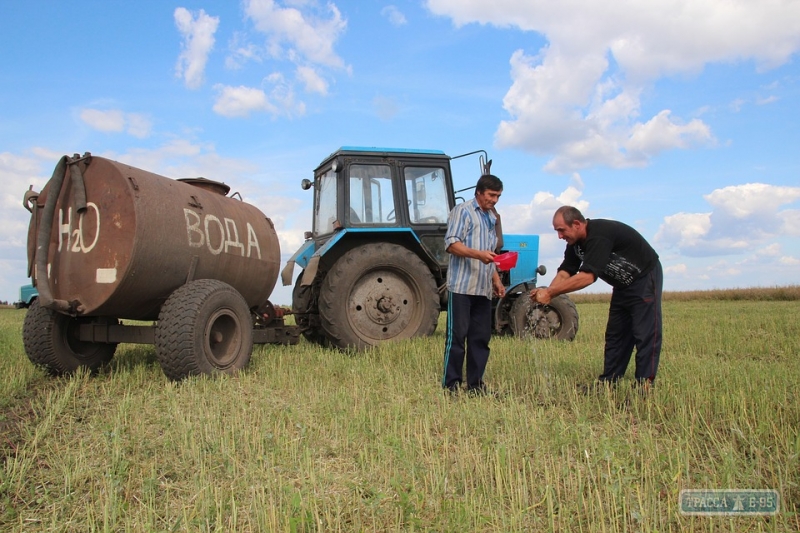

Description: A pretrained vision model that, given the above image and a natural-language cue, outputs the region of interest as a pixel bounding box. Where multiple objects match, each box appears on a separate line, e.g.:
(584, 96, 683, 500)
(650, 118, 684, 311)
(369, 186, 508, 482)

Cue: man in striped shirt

(442, 174, 506, 395)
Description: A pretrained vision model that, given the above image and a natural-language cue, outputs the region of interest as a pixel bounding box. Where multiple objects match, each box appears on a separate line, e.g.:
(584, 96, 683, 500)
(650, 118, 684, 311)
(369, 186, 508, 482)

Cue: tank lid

(178, 177, 231, 196)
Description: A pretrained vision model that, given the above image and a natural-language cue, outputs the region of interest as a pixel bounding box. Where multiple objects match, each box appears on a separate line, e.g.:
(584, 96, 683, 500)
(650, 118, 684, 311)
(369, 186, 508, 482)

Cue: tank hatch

(178, 177, 231, 196)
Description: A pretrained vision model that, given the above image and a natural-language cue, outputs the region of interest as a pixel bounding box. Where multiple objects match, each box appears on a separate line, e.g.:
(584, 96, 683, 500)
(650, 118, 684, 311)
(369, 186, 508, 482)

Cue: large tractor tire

(155, 279, 253, 380)
(318, 243, 439, 350)
(510, 291, 579, 341)
(22, 299, 117, 375)
(291, 271, 329, 347)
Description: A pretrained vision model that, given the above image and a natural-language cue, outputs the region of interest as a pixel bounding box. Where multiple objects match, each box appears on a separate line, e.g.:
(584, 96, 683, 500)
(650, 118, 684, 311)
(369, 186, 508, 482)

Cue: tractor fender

(280, 239, 315, 286)
(298, 228, 444, 287)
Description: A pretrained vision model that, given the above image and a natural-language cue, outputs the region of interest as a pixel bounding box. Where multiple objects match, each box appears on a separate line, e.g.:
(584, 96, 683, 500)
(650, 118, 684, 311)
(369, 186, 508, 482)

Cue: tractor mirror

(301, 179, 313, 190)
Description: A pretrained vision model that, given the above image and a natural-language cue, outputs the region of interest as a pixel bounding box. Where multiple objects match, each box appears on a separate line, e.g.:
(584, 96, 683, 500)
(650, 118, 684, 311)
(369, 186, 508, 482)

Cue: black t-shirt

(558, 219, 659, 288)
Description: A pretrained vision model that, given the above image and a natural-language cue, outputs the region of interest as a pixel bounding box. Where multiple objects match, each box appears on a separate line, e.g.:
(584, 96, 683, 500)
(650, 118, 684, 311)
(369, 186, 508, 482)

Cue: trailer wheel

(155, 279, 253, 380)
(510, 291, 579, 341)
(319, 243, 439, 350)
(22, 299, 117, 375)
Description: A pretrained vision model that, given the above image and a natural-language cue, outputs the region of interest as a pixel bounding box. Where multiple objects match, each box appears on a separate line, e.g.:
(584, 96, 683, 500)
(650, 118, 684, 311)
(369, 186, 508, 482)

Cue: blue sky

(1, 0, 799, 305)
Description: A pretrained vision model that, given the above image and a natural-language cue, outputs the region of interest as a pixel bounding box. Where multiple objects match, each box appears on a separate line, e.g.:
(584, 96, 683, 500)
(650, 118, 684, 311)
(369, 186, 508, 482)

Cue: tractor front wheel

(510, 291, 579, 341)
(292, 271, 329, 347)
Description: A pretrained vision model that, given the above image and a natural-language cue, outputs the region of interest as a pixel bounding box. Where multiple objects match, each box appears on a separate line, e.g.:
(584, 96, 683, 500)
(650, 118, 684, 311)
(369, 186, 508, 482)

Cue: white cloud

(174, 7, 220, 90)
(1, 153, 45, 228)
(125, 114, 153, 138)
(79, 108, 152, 138)
(426, 0, 800, 173)
(664, 263, 688, 276)
(296, 65, 329, 95)
(244, 0, 348, 69)
(225, 32, 263, 70)
(704, 182, 800, 219)
(625, 110, 713, 158)
(213, 72, 307, 118)
(655, 212, 712, 251)
(215, 1, 349, 119)
(778, 208, 800, 237)
(213, 85, 277, 117)
(656, 183, 800, 256)
(382, 5, 408, 26)
(757, 243, 782, 257)
(0, 148, 63, 278)
(266, 72, 307, 116)
(80, 108, 125, 132)
(689, 249, 800, 289)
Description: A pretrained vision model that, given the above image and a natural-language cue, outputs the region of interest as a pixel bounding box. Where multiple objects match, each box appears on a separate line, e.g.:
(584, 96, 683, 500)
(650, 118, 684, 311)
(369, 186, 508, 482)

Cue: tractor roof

(316, 146, 450, 171)
(337, 146, 446, 155)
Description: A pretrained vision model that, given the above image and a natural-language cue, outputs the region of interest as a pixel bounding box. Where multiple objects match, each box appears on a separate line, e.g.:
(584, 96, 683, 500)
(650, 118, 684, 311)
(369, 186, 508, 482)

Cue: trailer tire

(155, 279, 253, 380)
(22, 299, 117, 375)
(510, 291, 579, 341)
(319, 243, 439, 350)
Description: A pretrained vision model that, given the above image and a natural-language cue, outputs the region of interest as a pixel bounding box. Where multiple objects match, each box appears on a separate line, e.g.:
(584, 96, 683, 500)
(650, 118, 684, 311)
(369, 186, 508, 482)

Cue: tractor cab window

(314, 168, 338, 236)
(349, 164, 396, 225)
(404, 166, 450, 224)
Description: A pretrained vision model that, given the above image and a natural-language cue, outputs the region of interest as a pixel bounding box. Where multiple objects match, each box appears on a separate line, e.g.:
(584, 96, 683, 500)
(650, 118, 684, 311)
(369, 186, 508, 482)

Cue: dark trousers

(442, 292, 492, 390)
(600, 260, 663, 383)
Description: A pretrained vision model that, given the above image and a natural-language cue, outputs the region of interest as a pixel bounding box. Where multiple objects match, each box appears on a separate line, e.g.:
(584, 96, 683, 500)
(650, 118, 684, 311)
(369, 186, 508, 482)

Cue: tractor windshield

(404, 166, 450, 224)
(348, 164, 395, 225)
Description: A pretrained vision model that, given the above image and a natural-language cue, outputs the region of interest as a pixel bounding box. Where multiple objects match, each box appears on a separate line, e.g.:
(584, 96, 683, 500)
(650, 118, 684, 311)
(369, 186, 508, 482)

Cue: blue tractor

(281, 147, 578, 350)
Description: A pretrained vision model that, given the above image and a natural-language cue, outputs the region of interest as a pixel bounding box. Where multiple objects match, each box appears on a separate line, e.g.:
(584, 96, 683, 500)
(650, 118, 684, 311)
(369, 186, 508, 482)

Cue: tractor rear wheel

(22, 299, 117, 375)
(318, 243, 439, 350)
(510, 291, 579, 341)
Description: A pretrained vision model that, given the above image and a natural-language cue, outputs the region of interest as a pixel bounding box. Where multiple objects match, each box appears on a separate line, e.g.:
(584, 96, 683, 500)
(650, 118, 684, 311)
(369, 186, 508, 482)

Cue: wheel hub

(365, 290, 401, 324)
(205, 310, 241, 367)
(347, 270, 419, 340)
(528, 306, 562, 337)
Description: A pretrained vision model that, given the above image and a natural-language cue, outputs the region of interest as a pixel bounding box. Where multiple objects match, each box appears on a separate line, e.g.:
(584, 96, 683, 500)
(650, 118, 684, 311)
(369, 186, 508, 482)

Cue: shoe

(466, 384, 501, 398)
(444, 383, 461, 396)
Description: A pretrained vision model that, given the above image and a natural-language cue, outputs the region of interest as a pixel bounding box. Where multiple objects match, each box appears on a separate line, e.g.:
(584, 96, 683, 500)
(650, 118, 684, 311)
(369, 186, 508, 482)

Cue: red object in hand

(493, 251, 518, 271)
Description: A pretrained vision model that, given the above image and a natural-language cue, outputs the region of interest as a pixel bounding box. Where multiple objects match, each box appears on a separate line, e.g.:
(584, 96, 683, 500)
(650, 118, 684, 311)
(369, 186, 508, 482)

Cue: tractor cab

(304, 147, 455, 266)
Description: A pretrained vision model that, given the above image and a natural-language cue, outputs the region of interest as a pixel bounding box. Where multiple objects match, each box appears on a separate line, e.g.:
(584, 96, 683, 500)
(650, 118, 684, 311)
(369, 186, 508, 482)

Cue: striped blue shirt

(445, 197, 498, 298)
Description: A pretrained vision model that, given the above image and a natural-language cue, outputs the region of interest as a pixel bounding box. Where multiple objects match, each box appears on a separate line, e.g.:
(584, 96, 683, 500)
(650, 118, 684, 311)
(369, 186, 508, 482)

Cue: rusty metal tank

(26, 153, 280, 320)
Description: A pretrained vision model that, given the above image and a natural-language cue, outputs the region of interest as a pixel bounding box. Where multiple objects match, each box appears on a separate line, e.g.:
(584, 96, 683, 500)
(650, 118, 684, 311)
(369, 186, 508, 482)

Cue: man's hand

(530, 287, 552, 305)
(493, 276, 506, 298)
(475, 250, 497, 264)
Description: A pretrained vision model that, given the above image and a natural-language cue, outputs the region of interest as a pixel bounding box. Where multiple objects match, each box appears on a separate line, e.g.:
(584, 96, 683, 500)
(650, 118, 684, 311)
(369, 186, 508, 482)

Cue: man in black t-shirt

(532, 206, 663, 386)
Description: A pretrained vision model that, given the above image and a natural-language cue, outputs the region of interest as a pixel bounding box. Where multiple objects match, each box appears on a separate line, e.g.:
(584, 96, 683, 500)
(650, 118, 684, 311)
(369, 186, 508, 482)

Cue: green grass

(1, 296, 799, 531)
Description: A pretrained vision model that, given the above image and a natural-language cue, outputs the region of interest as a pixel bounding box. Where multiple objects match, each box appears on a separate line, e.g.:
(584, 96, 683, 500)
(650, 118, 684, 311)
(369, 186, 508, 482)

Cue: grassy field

(0, 291, 798, 532)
